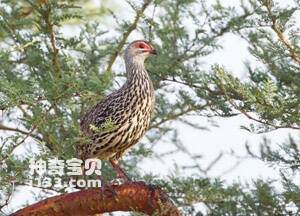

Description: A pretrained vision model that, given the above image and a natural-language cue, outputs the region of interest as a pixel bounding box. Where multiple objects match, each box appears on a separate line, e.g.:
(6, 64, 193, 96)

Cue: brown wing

(80, 88, 130, 135)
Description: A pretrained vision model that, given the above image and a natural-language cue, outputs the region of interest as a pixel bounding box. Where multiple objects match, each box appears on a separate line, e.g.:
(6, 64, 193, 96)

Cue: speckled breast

(89, 85, 155, 160)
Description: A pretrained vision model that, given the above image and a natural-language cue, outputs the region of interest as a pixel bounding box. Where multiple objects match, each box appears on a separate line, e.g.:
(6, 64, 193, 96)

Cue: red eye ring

(139, 43, 145, 48)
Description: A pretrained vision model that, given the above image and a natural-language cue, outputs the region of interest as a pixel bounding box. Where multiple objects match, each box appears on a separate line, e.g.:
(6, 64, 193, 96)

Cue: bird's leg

(110, 159, 132, 183)
(97, 174, 118, 197)
(90, 161, 117, 197)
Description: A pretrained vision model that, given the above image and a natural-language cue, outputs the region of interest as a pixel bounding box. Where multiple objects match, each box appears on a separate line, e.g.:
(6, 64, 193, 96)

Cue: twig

(0, 124, 38, 165)
(104, 0, 151, 77)
(216, 67, 300, 131)
(204, 152, 223, 173)
(150, 104, 210, 129)
(162, 77, 244, 101)
(263, 0, 300, 65)
(0, 114, 47, 165)
(148, 1, 157, 42)
(0, 177, 15, 209)
(44, 1, 61, 76)
(0, 124, 43, 142)
(0, 93, 102, 111)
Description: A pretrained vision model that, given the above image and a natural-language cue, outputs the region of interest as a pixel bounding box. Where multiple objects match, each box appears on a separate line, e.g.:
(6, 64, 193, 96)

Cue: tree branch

(264, 0, 300, 65)
(44, 1, 61, 76)
(216, 67, 300, 131)
(11, 182, 180, 216)
(0, 124, 43, 142)
(150, 104, 209, 129)
(104, 0, 151, 77)
(0, 93, 102, 111)
(162, 77, 244, 100)
(0, 112, 48, 165)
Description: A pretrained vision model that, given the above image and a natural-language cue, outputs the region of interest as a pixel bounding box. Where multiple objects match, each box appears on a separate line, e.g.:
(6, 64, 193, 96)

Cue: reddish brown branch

(11, 182, 180, 216)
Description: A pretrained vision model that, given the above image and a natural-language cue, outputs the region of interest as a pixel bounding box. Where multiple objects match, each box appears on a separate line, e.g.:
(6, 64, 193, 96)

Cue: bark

(11, 181, 180, 216)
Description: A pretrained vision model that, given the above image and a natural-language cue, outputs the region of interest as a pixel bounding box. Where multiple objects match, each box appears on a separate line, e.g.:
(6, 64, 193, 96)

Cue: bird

(78, 40, 157, 184)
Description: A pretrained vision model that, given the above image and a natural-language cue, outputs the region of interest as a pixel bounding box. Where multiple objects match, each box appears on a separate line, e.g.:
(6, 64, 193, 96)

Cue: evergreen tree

(0, 0, 299, 215)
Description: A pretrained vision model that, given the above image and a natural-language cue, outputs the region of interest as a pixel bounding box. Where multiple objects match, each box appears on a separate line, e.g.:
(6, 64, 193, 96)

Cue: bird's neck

(125, 60, 150, 84)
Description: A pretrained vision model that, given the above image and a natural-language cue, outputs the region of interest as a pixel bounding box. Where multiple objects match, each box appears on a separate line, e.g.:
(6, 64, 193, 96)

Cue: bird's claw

(117, 173, 132, 183)
(110, 178, 122, 185)
(100, 183, 118, 198)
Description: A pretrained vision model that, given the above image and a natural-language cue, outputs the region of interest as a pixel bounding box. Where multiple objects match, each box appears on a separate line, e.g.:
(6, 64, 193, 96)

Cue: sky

(1, 0, 300, 214)
(140, 32, 299, 183)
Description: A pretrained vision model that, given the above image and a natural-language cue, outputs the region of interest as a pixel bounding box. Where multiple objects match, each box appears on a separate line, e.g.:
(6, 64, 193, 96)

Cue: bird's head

(124, 40, 157, 65)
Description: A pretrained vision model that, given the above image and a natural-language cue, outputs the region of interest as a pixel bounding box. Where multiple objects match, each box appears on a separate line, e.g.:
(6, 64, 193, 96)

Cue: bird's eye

(139, 43, 145, 49)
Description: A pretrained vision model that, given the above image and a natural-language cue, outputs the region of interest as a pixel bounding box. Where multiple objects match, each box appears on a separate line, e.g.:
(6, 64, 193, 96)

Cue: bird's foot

(117, 172, 132, 183)
(110, 178, 122, 185)
(97, 175, 118, 198)
(100, 182, 118, 198)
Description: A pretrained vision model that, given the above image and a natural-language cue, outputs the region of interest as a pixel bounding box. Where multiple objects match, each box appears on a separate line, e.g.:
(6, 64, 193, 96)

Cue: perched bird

(78, 40, 157, 182)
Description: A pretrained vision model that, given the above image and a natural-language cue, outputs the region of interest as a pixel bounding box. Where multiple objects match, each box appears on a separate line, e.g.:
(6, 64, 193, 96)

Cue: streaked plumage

(79, 40, 156, 162)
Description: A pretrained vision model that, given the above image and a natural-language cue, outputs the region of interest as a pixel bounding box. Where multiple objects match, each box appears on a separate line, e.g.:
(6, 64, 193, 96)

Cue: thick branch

(11, 182, 180, 216)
